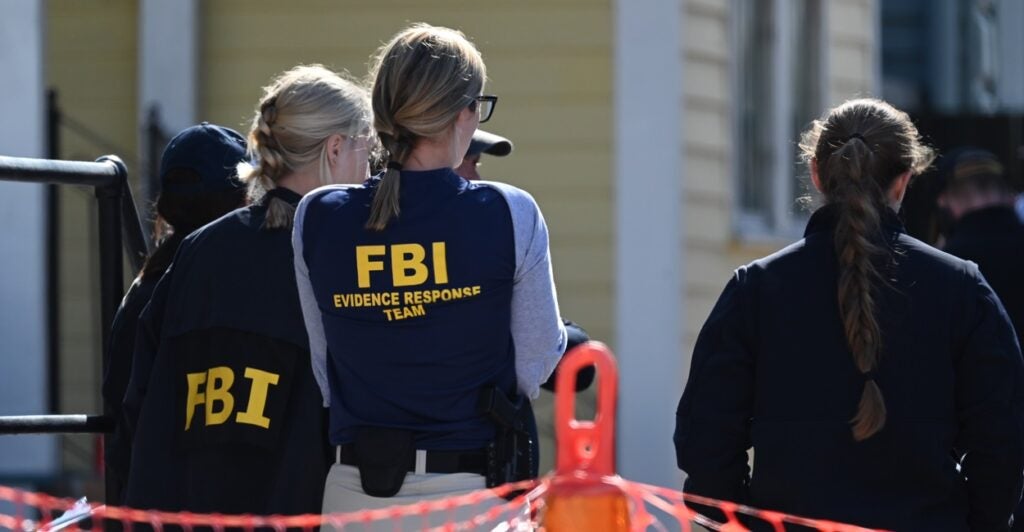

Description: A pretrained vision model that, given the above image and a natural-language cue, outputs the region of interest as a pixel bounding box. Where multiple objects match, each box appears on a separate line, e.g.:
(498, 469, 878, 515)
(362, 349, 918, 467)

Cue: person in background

(938, 148, 1024, 346)
(121, 65, 373, 516)
(452, 128, 596, 476)
(454, 129, 513, 181)
(102, 123, 248, 502)
(674, 99, 1024, 530)
(937, 148, 1024, 531)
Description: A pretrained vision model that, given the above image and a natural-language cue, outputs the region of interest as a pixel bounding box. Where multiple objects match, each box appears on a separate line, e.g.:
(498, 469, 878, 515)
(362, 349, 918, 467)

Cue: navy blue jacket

(945, 206, 1024, 350)
(294, 169, 566, 452)
(103, 275, 158, 499)
(122, 191, 330, 515)
(944, 205, 1024, 530)
(675, 205, 1024, 531)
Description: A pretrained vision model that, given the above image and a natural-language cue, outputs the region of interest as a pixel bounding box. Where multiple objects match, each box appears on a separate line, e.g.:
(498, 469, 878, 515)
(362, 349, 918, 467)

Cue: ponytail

(241, 65, 374, 231)
(799, 98, 936, 442)
(826, 137, 887, 441)
(240, 98, 295, 229)
(140, 230, 187, 281)
(365, 134, 412, 231)
(366, 24, 486, 231)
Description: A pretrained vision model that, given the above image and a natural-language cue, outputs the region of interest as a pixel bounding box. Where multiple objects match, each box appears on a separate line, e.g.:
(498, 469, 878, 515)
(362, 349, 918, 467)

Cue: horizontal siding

(683, 0, 733, 358)
(201, 0, 615, 349)
(685, 103, 731, 155)
(686, 148, 729, 198)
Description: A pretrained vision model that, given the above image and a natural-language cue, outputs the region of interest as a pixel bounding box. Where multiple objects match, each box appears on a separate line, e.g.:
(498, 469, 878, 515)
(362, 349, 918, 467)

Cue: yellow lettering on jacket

(235, 368, 280, 429)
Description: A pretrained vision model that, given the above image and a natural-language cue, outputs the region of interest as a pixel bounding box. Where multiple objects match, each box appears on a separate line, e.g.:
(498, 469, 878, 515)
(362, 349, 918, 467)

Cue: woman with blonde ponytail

(674, 99, 1024, 530)
(293, 24, 566, 522)
(122, 65, 372, 517)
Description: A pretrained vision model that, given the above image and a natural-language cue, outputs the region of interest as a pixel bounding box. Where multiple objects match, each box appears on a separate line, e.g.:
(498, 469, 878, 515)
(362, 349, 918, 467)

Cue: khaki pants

(321, 463, 508, 531)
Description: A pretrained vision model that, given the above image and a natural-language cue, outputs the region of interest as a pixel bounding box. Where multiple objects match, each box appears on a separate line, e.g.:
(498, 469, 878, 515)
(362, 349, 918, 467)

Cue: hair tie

(862, 370, 878, 382)
(843, 133, 866, 144)
(261, 100, 278, 126)
(263, 186, 302, 206)
(386, 161, 403, 171)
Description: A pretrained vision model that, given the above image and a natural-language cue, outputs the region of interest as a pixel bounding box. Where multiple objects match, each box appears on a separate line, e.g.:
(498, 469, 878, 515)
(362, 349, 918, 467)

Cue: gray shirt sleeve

(480, 181, 568, 399)
(292, 186, 350, 407)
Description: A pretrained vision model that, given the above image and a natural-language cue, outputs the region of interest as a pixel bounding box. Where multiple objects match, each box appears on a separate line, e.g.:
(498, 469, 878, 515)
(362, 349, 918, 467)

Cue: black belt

(336, 444, 487, 475)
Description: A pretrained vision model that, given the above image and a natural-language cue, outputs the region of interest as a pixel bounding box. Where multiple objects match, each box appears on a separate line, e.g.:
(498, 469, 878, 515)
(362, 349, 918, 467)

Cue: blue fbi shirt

(294, 168, 567, 451)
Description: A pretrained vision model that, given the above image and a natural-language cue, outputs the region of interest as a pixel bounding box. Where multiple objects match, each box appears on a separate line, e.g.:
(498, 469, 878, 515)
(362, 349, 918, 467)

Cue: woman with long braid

(674, 99, 1024, 530)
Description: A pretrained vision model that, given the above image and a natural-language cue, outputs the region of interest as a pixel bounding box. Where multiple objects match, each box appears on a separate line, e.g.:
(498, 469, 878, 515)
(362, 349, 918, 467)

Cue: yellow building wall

(199, 0, 615, 344)
(47, 0, 140, 473)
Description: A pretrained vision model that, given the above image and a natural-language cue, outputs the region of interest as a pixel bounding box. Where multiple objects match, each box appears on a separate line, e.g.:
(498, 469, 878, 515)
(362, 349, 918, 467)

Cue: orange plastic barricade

(540, 341, 631, 531)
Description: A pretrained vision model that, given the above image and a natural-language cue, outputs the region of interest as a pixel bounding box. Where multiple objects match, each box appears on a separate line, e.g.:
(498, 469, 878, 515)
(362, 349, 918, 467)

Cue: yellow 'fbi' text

(356, 242, 448, 288)
(383, 305, 426, 321)
(333, 286, 482, 309)
(185, 366, 279, 430)
(346, 241, 481, 321)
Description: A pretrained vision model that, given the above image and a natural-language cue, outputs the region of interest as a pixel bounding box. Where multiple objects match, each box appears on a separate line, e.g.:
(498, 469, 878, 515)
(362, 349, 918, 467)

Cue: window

(734, 0, 827, 238)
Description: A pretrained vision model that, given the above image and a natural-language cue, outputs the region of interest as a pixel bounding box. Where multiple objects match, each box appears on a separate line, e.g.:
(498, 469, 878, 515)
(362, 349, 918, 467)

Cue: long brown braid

(799, 99, 934, 440)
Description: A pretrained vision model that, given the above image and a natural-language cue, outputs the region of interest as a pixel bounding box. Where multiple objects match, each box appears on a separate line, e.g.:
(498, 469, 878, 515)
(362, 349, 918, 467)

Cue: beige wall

(829, 0, 877, 104)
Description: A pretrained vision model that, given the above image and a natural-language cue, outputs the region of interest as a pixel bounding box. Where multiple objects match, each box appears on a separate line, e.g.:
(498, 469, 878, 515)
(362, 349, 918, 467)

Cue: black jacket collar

(804, 203, 907, 238)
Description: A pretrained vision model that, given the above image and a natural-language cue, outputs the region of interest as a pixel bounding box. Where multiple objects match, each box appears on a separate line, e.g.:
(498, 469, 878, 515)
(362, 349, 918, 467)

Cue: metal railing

(0, 154, 149, 504)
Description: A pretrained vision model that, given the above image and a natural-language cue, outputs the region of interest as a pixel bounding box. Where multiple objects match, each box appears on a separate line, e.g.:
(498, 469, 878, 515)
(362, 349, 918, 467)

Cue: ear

(457, 104, 477, 126)
(809, 159, 823, 193)
(327, 134, 345, 163)
(891, 170, 913, 203)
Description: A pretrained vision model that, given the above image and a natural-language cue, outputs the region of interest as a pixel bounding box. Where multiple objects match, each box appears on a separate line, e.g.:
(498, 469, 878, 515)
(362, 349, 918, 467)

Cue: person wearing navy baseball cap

(158, 121, 248, 194)
(454, 129, 513, 180)
(102, 122, 248, 502)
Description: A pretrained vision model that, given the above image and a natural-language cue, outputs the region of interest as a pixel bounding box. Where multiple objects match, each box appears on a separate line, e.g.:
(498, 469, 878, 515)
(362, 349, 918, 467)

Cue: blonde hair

(239, 64, 372, 229)
(366, 23, 486, 231)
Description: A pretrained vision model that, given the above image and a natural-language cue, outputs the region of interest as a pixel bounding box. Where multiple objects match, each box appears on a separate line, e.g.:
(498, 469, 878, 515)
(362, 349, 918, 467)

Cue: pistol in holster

(477, 386, 535, 490)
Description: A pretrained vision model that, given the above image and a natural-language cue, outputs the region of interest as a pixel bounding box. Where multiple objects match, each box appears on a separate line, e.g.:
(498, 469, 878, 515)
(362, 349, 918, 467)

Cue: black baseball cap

(160, 122, 248, 193)
(467, 129, 513, 157)
(937, 147, 1006, 192)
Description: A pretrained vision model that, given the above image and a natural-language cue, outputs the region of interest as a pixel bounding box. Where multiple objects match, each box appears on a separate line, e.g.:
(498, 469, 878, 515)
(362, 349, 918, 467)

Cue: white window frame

(731, 0, 830, 240)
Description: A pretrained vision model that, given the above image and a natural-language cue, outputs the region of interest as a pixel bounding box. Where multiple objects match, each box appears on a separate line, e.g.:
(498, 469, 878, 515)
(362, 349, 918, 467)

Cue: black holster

(353, 427, 415, 497)
(477, 387, 534, 490)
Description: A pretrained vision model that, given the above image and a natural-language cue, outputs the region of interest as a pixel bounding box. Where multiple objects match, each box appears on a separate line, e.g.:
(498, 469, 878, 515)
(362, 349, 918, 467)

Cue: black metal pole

(0, 156, 122, 187)
(0, 415, 113, 435)
(95, 155, 126, 506)
(45, 89, 61, 416)
(94, 156, 126, 355)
